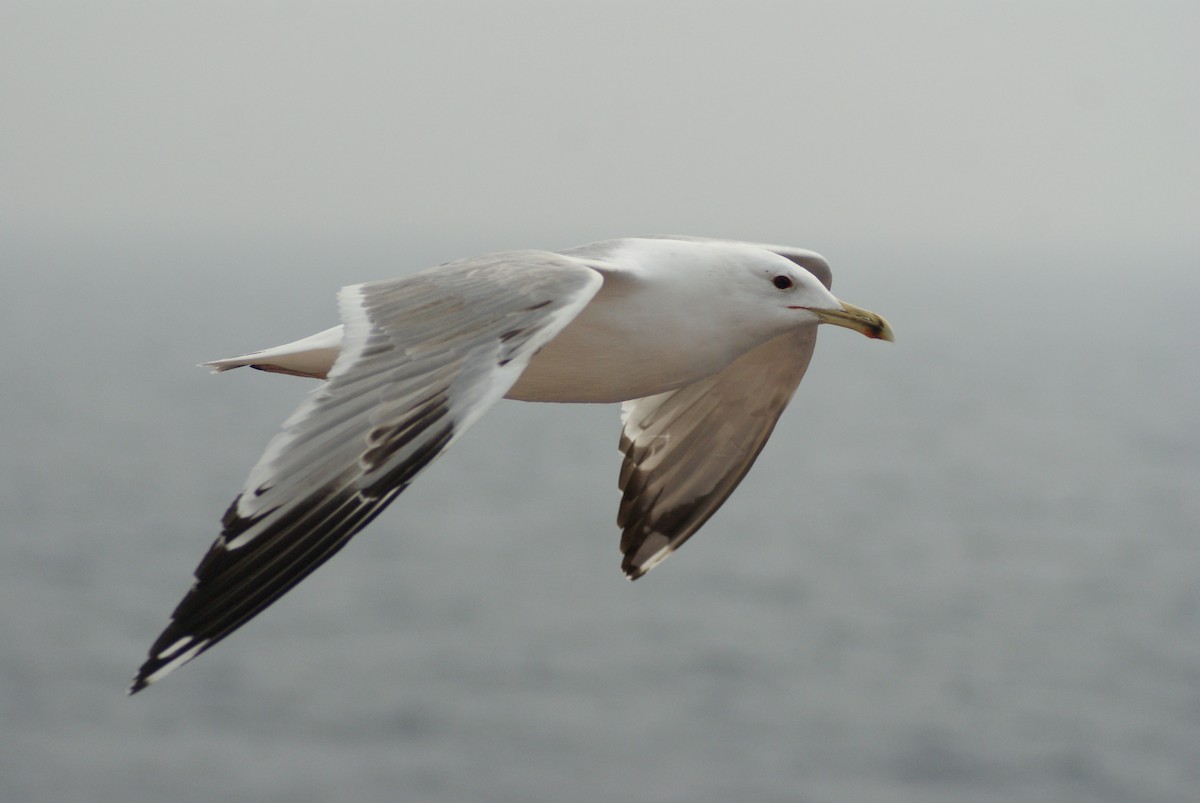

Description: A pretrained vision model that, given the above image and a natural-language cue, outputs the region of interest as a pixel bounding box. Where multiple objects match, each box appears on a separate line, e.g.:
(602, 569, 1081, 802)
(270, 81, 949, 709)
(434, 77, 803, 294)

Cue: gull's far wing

(131, 251, 603, 692)
(617, 328, 820, 579)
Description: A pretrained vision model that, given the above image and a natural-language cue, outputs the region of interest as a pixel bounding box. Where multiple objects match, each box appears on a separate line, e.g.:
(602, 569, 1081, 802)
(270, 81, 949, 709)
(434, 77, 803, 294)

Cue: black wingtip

(128, 658, 163, 695)
(127, 655, 167, 696)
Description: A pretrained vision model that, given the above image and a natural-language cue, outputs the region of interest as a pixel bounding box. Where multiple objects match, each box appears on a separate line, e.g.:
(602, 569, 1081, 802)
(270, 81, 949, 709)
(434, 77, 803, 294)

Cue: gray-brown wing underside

(131, 251, 602, 692)
(617, 327, 820, 579)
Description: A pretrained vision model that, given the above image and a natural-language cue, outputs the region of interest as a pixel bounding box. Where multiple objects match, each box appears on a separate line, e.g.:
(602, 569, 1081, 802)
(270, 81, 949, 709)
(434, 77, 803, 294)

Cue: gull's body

(131, 236, 892, 693)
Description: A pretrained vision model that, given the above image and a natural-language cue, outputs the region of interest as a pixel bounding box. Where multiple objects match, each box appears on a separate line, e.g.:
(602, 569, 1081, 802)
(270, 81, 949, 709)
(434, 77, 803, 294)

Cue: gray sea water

(2, 238, 1197, 802)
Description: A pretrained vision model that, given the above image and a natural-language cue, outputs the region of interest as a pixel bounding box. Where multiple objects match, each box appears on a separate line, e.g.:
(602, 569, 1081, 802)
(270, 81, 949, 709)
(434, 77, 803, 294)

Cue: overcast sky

(3, 1, 1197, 265)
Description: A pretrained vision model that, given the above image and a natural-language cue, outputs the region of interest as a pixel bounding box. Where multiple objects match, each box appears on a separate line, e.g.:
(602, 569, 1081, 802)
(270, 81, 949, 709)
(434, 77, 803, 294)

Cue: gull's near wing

(617, 327, 820, 579)
(131, 251, 603, 692)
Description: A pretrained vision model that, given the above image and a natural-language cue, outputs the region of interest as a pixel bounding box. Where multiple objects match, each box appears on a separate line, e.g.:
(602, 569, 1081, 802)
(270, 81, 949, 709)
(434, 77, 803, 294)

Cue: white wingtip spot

(224, 531, 255, 550)
(155, 636, 195, 661)
(638, 546, 674, 574)
(145, 639, 211, 687)
(630, 533, 675, 577)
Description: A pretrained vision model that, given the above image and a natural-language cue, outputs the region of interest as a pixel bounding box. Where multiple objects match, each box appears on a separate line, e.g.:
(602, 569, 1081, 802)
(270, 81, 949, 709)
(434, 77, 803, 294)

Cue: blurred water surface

(1, 239, 1197, 802)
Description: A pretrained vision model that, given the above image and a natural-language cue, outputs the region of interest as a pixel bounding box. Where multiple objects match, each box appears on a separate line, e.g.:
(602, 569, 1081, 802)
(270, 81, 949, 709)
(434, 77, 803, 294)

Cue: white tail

(202, 325, 344, 379)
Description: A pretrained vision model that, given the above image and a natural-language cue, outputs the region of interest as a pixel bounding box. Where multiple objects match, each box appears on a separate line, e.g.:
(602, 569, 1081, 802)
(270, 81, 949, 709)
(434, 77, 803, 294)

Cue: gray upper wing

(131, 251, 603, 691)
(617, 327, 820, 579)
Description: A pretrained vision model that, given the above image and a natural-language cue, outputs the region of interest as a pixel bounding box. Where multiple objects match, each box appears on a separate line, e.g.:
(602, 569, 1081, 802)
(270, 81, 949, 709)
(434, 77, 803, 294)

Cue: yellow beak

(806, 300, 895, 342)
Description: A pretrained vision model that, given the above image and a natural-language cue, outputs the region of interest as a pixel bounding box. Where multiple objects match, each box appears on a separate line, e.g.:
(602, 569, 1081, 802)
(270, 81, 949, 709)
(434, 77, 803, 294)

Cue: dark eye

(772, 275, 793, 290)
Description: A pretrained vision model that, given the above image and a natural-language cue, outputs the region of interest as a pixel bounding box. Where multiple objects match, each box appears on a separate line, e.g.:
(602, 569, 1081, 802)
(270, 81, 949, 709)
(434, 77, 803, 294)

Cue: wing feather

(131, 251, 603, 692)
(617, 328, 820, 579)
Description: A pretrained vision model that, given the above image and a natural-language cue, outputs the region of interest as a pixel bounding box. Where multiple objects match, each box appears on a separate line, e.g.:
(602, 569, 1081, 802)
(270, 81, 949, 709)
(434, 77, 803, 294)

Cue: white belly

(505, 281, 762, 404)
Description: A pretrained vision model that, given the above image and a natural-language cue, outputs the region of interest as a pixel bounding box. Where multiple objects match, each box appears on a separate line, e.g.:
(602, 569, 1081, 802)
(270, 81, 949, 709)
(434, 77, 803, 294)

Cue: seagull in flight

(130, 235, 893, 693)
